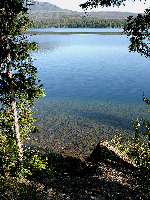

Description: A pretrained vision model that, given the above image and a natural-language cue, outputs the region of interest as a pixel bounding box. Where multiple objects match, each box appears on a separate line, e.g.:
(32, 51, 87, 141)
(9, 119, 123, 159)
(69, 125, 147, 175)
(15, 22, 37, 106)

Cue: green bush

(109, 128, 150, 193)
(21, 148, 50, 179)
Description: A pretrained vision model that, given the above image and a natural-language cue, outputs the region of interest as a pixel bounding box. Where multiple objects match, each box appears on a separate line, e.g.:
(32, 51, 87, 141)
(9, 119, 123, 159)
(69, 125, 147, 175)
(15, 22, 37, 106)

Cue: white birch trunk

(11, 100, 23, 161)
(7, 45, 23, 162)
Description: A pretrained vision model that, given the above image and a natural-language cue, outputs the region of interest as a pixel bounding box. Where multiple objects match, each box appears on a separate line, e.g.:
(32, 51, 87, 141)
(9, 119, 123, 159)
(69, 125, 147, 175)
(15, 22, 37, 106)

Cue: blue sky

(38, 0, 150, 13)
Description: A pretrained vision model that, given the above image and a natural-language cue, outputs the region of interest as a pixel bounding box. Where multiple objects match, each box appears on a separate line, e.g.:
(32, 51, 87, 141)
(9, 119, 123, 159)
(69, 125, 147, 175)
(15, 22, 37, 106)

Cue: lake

(24, 28, 150, 159)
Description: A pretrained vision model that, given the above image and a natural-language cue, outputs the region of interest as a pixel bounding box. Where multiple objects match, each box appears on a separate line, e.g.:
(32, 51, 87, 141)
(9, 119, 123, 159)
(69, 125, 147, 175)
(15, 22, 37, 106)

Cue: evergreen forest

(30, 15, 125, 28)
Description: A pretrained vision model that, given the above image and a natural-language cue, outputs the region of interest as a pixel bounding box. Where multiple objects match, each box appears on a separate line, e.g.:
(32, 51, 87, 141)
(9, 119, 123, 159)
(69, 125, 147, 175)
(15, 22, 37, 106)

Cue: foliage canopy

(0, 0, 45, 178)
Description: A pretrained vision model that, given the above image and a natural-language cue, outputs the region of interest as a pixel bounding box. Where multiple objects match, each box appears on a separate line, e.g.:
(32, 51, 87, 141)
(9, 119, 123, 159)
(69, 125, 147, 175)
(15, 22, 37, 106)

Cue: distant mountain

(28, 0, 139, 21)
(28, 0, 71, 12)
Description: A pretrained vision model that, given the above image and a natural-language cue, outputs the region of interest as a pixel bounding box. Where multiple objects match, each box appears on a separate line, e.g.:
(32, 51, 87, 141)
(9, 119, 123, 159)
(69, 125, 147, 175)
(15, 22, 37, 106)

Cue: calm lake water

(30, 28, 150, 103)
(25, 28, 150, 156)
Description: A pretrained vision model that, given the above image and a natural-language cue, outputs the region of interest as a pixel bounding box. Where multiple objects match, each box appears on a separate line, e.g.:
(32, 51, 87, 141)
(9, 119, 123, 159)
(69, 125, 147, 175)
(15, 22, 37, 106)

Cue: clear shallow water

(25, 29, 150, 155)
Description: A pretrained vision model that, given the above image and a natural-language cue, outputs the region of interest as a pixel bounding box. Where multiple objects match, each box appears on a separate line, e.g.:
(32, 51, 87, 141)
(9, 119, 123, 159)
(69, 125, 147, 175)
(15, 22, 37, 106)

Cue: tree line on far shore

(30, 15, 125, 28)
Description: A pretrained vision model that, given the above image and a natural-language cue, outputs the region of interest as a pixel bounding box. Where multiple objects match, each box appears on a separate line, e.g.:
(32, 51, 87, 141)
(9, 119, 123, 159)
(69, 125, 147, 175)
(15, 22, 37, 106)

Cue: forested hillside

(30, 15, 125, 28)
(28, 0, 139, 28)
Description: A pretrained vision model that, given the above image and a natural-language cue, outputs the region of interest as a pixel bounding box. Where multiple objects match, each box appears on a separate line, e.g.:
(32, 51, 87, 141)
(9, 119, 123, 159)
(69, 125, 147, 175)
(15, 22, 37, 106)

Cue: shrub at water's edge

(108, 131, 150, 192)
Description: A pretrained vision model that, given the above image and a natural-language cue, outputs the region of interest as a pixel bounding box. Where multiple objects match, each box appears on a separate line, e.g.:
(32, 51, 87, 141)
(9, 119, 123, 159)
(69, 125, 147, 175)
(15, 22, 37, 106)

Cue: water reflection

(31, 34, 150, 103)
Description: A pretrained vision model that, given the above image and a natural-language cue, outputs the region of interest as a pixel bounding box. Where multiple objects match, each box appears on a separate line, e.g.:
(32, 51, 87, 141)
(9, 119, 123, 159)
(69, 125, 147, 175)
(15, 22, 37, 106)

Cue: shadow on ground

(31, 144, 149, 200)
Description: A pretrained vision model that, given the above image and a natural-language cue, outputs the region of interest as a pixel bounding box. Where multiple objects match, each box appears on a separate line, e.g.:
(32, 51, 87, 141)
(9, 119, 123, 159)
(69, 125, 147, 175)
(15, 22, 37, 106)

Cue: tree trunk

(7, 43, 23, 162)
(11, 99, 23, 162)
(2, 4, 23, 164)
